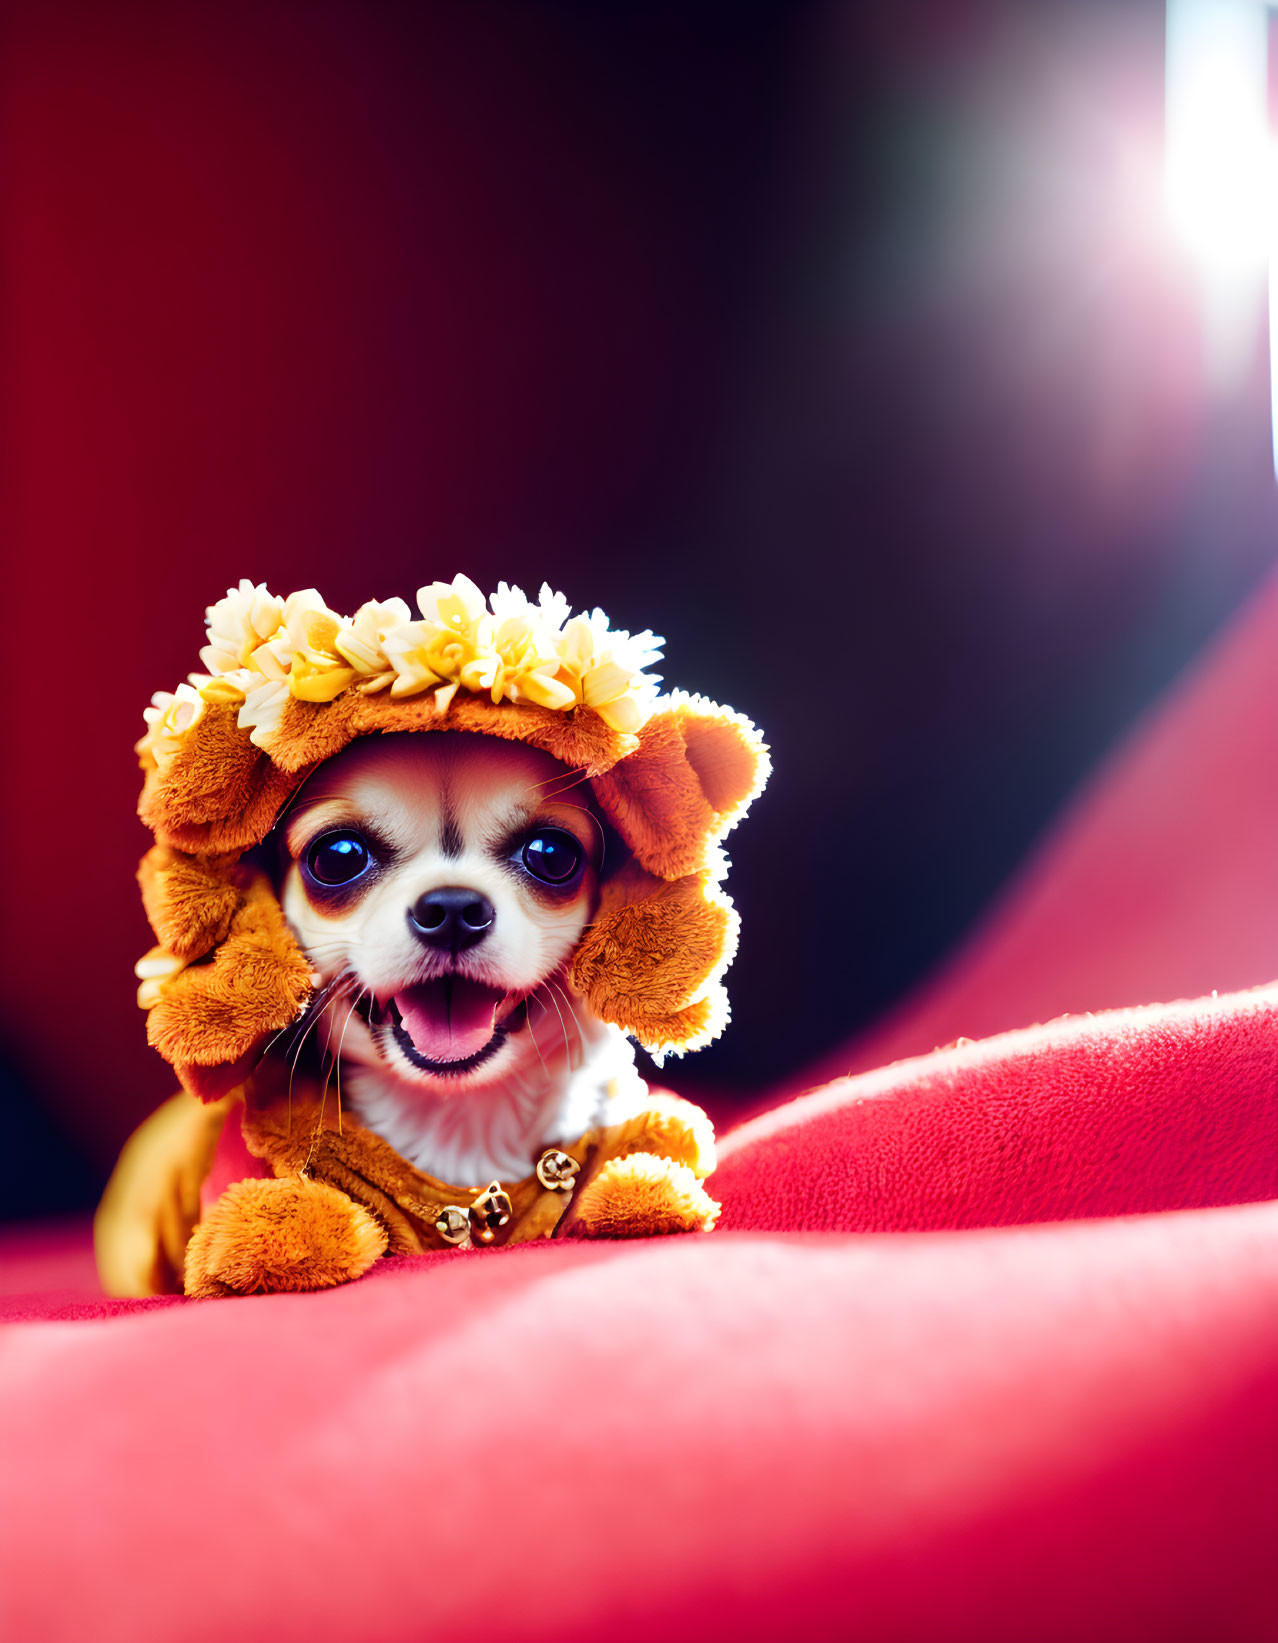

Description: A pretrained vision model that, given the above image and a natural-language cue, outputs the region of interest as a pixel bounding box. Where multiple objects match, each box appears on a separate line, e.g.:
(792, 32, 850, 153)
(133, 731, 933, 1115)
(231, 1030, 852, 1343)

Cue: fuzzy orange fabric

(184, 1175, 388, 1297)
(138, 693, 633, 857)
(567, 1154, 720, 1238)
(144, 874, 313, 1070)
(137, 846, 243, 961)
(136, 686, 767, 1095)
(232, 1062, 593, 1255)
(589, 699, 763, 879)
(569, 866, 737, 1051)
(138, 703, 298, 856)
(161, 1065, 720, 1297)
(604, 1090, 717, 1175)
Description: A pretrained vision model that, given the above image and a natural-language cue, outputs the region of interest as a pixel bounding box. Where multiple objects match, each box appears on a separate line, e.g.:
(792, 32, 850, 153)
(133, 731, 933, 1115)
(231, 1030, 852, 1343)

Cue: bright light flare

(1166, 0, 1274, 275)
(1165, 0, 1277, 416)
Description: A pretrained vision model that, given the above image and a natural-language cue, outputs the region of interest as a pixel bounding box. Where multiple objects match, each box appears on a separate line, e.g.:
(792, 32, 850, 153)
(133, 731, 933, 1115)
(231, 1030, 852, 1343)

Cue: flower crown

(139, 574, 663, 767)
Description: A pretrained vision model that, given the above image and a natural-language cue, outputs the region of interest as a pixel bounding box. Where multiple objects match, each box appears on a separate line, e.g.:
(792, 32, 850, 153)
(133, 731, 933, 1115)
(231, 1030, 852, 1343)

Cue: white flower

(145, 575, 665, 759)
(135, 946, 187, 1009)
(334, 597, 412, 693)
(555, 608, 663, 731)
(137, 683, 207, 767)
(250, 588, 321, 675)
(487, 580, 534, 625)
(479, 584, 568, 707)
(200, 580, 284, 675)
(417, 574, 489, 632)
(535, 581, 572, 633)
(237, 677, 291, 749)
(382, 620, 446, 699)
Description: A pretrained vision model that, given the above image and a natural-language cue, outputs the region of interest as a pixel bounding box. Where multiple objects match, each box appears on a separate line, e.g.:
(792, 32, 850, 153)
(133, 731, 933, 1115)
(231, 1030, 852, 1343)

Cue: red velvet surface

(3, 587, 1278, 1637)
(2, 983, 1275, 1640)
(716, 986, 1278, 1234)
(1, 1203, 1276, 1642)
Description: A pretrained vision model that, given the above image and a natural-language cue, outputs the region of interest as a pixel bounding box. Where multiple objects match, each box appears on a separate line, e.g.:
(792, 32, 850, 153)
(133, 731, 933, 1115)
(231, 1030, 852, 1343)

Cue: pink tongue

(393, 977, 501, 1063)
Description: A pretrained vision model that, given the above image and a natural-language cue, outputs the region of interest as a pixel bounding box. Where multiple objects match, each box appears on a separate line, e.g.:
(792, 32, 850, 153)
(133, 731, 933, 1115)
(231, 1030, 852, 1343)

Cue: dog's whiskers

(520, 765, 587, 796)
(304, 971, 362, 1169)
(536, 979, 577, 1074)
(292, 969, 358, 1150)
(331, 984, 370, 1138)
(529, 770, 597, 808)
(525, 1000, 551, 1079)
(259, 972, 345, 1075)
(548, 976, 585, 1041)
(547, 977, 587, 1073)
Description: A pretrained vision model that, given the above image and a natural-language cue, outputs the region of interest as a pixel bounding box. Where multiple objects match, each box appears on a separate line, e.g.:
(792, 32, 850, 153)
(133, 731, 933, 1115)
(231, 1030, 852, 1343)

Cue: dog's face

(279, 732, 603, 1090)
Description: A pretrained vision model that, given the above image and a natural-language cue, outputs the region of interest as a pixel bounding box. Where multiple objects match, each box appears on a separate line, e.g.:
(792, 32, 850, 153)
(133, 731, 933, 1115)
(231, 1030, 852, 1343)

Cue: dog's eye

(520, 828, 584, 886)
(305, 830, 373, 887)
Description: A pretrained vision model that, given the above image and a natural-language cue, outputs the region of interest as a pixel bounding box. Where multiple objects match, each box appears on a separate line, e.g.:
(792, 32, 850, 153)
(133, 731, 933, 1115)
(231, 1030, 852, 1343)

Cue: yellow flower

(383, 578, 491, 699)
(195, 667, 256, 706)
(279, 590, 358, 703)
(290, 647, 357, 704)
(145, 575, 665, 755)
(380, 621, 444, 698)
(236, 677, 290, 749)
(496, 615, 573, 707)
(137, 682, 207, 767)
(241, 590, 357, 714)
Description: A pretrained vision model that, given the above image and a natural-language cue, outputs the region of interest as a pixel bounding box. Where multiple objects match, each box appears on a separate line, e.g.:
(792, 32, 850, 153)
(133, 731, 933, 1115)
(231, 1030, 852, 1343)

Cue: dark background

(3, 0, 1275, 1217)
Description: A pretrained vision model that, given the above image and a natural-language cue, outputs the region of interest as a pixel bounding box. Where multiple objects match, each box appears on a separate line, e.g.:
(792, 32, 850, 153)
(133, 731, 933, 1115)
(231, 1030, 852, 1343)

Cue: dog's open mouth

(365, 978, 527, 1075)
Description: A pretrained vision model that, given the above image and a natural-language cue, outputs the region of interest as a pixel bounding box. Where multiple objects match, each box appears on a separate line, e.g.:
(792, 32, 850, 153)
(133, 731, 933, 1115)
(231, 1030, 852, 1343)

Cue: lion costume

(96, 576, 768, 1297)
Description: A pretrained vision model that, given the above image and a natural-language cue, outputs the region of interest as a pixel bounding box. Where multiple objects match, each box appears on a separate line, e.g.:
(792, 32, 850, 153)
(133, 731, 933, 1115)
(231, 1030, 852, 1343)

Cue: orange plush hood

(134, 577, 769, 1099)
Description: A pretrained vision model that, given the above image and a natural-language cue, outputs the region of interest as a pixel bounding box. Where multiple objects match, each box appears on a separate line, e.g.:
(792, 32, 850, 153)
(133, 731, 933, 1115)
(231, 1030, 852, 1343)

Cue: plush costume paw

(566, 1153, 720, 1238)
(183, 1175, 387, 1297)
(607, 1091, 717, 1177)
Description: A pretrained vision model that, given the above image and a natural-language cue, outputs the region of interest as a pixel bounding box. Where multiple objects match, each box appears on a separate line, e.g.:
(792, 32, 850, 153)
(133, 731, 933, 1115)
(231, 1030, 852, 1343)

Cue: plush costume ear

(569, 861, 739, 1055)
(144, 874, 313, 1099)
(138, 846, 245, 962)
(675, 697, 769, 823)
(139, 704, 301, 855)
(589, 692, 768, 880)
(575, 692, 764, 1052)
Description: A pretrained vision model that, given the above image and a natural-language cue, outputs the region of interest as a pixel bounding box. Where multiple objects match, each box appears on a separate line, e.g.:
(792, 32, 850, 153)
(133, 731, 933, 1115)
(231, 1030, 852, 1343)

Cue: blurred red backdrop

(2, 0, 1275, 1198)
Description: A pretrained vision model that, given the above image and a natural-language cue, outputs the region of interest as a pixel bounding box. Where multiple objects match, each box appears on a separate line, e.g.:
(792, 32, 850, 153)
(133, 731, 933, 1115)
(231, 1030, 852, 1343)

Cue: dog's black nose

(408, 887, 495, 953)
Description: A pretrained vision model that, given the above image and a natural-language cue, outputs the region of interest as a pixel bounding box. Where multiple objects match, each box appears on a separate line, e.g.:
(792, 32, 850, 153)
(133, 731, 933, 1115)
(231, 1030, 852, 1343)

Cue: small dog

(98, 577, 762, 1296)
(278, 730, 648, 1185)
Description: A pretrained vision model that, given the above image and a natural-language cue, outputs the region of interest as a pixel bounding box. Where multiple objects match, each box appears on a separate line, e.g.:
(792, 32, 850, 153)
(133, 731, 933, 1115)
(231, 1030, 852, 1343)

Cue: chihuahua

(277, 730, 648, 1185)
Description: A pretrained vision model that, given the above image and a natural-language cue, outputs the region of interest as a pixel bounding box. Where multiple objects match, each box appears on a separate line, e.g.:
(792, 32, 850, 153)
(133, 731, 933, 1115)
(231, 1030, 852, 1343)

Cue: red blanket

(2, 587, 1277, 1640)
(1, 985, 1275, 1641)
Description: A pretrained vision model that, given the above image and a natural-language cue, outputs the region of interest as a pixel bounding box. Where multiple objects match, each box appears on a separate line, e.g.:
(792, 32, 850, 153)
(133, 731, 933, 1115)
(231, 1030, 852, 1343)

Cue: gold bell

(469, 1181, 513, 1245)
(434, 1205, 473, 1249)
(535, 1149, 580, 1193)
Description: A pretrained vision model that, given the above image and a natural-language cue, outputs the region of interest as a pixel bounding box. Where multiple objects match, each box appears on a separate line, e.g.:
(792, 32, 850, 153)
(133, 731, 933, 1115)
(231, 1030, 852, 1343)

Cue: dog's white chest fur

(343, 1010, 647, 1185)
